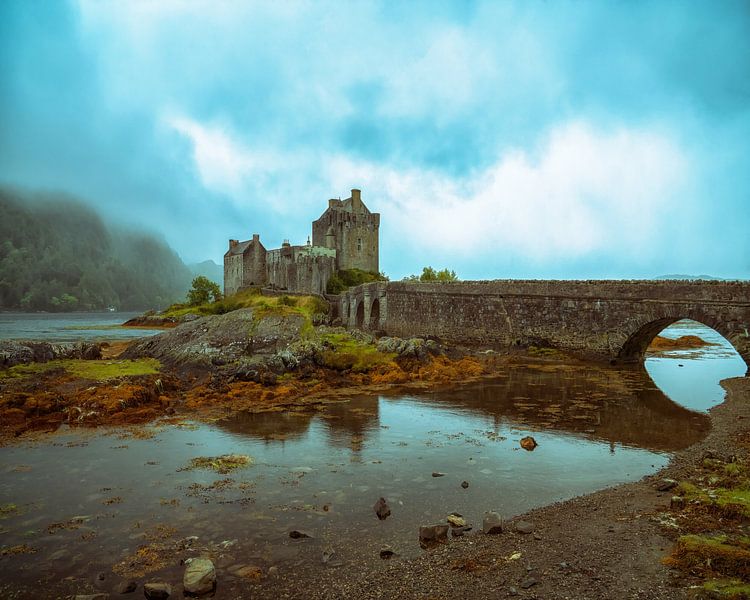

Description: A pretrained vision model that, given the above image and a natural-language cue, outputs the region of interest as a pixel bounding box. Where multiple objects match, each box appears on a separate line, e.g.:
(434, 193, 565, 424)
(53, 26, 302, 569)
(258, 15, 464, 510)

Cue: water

(645, 319, 748, 412)
(0, 312, 162, 342)
(0, 319, 745, 597)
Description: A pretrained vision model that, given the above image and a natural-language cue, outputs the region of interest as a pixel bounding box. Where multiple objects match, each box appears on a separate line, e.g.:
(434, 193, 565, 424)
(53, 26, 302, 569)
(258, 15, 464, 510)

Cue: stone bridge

(337, 280, 750, 366)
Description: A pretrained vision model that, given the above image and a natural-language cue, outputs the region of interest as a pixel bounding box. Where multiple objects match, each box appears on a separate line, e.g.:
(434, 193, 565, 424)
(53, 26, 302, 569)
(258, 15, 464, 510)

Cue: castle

(224, 189, 380, 296)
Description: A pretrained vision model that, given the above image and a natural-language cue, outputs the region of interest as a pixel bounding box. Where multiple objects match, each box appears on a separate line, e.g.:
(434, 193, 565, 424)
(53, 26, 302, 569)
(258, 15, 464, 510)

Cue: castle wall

(242, 241, 267, 287)
(266, 246, 336, 295)
(223, 254, 244, 297)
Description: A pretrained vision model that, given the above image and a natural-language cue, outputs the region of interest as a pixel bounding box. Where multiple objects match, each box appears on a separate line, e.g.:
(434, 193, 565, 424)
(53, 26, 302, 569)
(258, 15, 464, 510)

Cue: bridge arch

(369, 298, 380, 330)
(618, 313, 749, 367)
(355, 301, 365, 329)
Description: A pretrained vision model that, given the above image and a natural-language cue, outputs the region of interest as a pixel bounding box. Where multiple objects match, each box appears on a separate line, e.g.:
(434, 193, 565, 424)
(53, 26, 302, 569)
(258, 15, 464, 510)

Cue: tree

(187, 276, 222, 305)
(404, 266, 459, 282)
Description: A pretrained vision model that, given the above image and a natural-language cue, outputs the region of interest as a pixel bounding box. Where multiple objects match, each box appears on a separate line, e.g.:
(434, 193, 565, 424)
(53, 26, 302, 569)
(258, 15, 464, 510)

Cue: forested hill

(0, 188, 192, 311)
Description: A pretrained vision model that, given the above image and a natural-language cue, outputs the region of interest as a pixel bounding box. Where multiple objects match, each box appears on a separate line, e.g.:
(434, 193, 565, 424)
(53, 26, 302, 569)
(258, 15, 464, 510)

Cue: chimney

(252, 233, 260, 243)
(229, 239, 239, 249)
(351, 188, 362, 211)
(328, 198, 338, 208)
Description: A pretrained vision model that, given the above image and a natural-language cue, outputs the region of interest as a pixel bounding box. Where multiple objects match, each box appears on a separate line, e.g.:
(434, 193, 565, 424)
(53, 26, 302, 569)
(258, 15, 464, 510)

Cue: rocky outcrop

(376, 336, 442, 360)
(123, 308, 306, 372)
(0, 340, 102, 368)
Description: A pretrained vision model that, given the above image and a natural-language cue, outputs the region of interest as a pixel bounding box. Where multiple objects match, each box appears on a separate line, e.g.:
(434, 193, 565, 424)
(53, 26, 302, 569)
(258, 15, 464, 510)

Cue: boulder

(143, 583, 171, 600)
(183, 557, 216, 596)
(419, 524, 449, 549)
(379, 545, 397, 559)
(461, 481, 469, 489)
(483, 511, 504, 534)
(520, 436, 538, 451)
(373, 497, 391, 520)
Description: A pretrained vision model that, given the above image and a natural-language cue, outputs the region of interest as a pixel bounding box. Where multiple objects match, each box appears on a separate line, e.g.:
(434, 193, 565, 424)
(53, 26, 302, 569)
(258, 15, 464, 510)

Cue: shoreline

(241, 375, 750, 600)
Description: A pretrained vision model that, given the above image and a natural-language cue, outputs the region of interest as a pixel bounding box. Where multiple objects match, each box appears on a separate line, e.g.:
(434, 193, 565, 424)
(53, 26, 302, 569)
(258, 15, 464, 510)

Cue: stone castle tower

(312, 189, 380, 273)
(224, 188, 379, 296)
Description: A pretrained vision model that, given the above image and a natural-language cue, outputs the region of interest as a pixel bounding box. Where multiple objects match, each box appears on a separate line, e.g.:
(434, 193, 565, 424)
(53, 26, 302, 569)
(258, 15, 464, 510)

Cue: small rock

(533, 532, 542, 540)
(431, 472, 445, 477)
(461, 481, 469, 489)
(143, 583, 171, 600)
(671, 495, 686, 509)
(450, 525, 473, 537)
(267, 566, 279, 579)
(373, 497, 391, 520)
(515, 520, 534, 534)
(483, 511, 504, 535)
(520, 436, 538, 451)
(419, 524, 449, 549)
(322, 548, 335, 564)
(379, 545, 397, 559)
(446, 513, 467, 528)
(655, 478, 678, 492)
(289, 529, 313, 539)
(116, 580, 137, 594)
(183, 557, 216, 596)
(74, 595, 109, 600)
(508, 586, 519, 596)
(559, 562, 569, 569)
(520, 576, 538, 589)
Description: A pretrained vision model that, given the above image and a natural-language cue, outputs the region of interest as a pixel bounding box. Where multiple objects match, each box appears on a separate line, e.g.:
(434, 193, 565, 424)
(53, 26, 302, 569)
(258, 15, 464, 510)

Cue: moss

(0, 358, 160, 381)
(702, 579, 750, 599)
(715, 489, 750, 518)
(666, 534, 750, 579)
(318, 332, 396, 372)
(0, 503, 20, 519)
(183, 454, 254, 474)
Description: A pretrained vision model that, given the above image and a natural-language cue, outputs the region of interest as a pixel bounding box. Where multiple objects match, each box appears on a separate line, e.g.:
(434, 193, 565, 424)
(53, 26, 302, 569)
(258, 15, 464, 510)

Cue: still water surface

(0, 312, 162, 342)
(0, 320, 745, 597)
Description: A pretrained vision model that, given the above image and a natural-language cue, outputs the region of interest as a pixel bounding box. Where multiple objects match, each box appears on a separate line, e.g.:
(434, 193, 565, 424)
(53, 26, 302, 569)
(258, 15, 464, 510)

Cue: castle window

(357, 238, 362, 252)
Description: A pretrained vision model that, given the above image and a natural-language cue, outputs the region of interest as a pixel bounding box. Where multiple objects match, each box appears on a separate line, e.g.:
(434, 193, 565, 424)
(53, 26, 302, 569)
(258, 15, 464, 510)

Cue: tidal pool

(0, 321, 743, 598)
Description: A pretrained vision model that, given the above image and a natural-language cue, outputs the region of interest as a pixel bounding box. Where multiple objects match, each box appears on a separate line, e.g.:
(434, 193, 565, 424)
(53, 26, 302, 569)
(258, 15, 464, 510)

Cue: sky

(1, 0, 749, 280)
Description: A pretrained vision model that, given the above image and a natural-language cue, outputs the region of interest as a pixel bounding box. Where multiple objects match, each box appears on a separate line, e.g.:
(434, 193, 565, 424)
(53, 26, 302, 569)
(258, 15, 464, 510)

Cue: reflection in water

(0, 344, 730, 598)
(645, 319, 748, 413)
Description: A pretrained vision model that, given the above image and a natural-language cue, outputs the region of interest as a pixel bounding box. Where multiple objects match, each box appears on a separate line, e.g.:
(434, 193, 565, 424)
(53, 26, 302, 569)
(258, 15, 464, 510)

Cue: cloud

(327, 121, 687, 261)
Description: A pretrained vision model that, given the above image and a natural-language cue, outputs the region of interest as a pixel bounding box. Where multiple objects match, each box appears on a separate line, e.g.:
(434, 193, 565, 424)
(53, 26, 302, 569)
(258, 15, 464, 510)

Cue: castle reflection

(217, 361, 709, 454)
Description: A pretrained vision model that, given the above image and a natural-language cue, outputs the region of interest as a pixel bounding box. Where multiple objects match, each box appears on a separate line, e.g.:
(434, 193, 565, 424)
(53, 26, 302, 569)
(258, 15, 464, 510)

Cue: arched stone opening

(619, 316, 748, 368)
(369, 298, 380, 330)
(355, 301, 365, 329)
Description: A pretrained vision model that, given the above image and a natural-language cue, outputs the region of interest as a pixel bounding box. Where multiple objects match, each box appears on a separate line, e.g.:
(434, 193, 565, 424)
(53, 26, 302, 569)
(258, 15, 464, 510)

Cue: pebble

(515, 520, 534, 534)
(116, 580, 137, 594)
(431, 472, 445, 477)
(520, 576, 538, 589)
(289, 529, 313, 539)
(268, 566, 279, 579)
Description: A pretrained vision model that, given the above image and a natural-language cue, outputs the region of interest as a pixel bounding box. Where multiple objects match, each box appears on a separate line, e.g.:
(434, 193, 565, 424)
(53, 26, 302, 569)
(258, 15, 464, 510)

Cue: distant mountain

(189, 260, 223, 284)
(0, 187, 192, 311)
(655, 274, 728, 281)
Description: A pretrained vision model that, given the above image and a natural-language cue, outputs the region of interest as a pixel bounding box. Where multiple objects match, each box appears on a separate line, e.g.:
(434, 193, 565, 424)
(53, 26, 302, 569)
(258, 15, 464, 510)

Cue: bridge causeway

(337, 280, 750, 366)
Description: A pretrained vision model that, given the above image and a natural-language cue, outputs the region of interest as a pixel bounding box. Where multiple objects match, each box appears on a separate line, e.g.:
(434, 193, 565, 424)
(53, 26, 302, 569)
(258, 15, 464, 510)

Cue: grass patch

(161, 288, 328, 335)
(703, 579, 750, 599)
(318, 332, 396, 372)
(182, 454, 254, 474)
(0, 358, 160, 381)
(0, 504, 21, 519)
